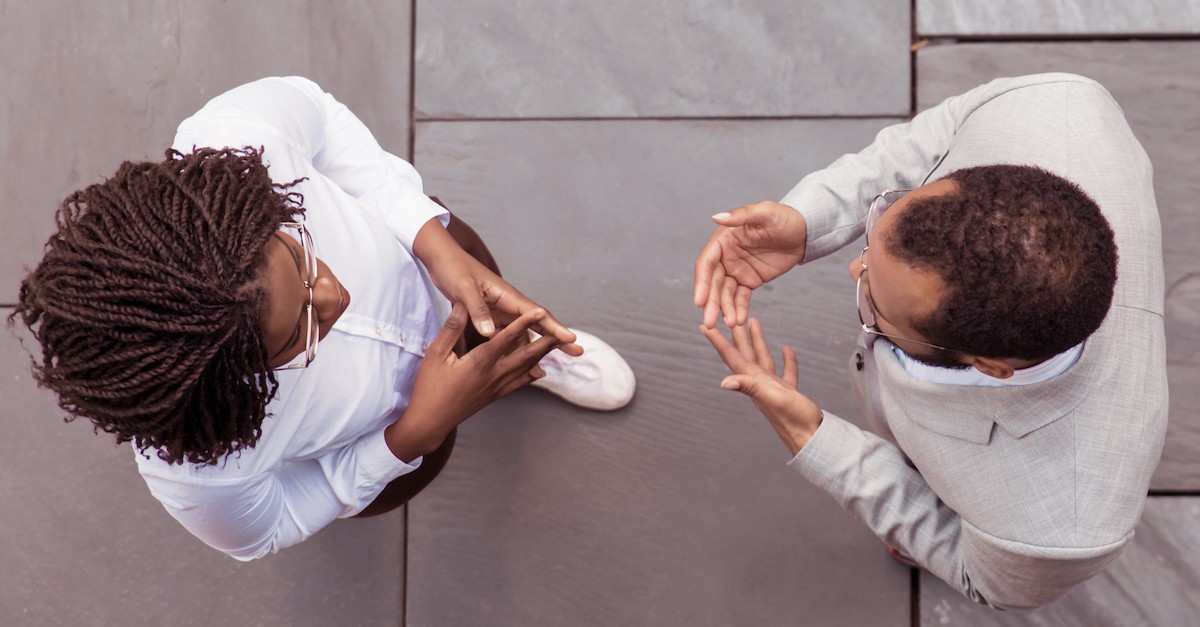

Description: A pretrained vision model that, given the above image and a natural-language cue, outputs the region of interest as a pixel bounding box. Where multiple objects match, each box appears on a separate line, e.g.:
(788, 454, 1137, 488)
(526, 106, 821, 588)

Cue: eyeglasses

(274, 221, 319, 370)
(856, 189, 954, 353)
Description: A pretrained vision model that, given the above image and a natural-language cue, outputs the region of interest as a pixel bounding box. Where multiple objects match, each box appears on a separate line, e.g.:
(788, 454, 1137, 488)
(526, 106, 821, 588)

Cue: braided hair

(11, 147, 304, 465)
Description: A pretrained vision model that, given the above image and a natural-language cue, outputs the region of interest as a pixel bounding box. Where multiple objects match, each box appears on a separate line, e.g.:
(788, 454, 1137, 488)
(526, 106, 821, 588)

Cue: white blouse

(135, 76, 450, 561)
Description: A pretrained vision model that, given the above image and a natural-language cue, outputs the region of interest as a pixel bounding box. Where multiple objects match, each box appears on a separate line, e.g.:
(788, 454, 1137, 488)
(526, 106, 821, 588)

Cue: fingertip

(720, 377, 740, 391)
(479, 319, 496, 336)
(711, 211, 732, 222)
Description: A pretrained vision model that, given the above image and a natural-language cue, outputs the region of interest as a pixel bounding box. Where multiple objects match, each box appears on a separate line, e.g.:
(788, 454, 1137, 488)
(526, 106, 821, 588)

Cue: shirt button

(374, 326, 383, 337)
(855, 353, 864, 371)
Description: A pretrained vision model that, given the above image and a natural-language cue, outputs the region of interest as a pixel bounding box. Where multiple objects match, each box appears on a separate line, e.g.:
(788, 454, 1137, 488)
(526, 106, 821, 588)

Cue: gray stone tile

(407, 119, 911, 626)
(917, 41, 1200, 490)
(917, 0, 1200, 36)
(919, 497, 1200, 626)
(0, 0, 413, 303)
(0, 312, 405, 627)
(415, 1, 911, 119)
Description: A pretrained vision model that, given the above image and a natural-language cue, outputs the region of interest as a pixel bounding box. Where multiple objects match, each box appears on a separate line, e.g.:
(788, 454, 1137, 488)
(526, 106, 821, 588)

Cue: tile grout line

(919, 33, 1200, 43)
(403, 2, 417, 626)
(414, 114, 911, 123)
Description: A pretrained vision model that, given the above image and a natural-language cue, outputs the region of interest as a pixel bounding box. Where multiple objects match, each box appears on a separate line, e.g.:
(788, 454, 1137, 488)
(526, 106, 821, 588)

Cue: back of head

(12, 147, 302, 465)
(886, 164, 1118, 360)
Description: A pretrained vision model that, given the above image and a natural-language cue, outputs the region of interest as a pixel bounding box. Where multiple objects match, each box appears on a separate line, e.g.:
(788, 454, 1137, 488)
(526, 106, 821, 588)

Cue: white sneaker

(530, 329, 635, 411)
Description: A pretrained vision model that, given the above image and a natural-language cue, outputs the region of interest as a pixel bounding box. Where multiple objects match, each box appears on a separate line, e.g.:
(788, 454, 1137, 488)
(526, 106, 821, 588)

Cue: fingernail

(481, 321, 495, 335)
(720, 378, 740, 391)
(712, 212, 732, 220)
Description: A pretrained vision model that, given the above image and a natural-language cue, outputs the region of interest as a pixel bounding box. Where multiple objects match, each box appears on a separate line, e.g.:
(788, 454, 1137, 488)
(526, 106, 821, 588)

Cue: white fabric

(892, 342, 1083, 387)
(135, 77, 451, 561)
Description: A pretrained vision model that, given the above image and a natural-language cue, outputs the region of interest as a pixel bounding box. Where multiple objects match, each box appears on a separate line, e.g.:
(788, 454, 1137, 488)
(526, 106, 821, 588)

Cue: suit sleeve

(791, 413, 1126, 609)
(173, 76, 447, 253)
(781, 73, 1113, 263)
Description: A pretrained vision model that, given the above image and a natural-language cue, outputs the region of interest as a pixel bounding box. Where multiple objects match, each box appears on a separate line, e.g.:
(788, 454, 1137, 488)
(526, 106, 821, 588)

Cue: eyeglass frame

(856, 189, 957, 354)
(273, 221, 319, 370)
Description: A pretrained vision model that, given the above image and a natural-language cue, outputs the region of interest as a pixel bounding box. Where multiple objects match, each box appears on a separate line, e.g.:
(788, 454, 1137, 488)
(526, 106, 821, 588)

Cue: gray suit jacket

(781, 73, 1168, 609)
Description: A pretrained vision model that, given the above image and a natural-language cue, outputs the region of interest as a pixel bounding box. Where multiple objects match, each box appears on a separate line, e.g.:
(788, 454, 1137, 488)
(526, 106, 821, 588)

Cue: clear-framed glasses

(274, 221, 319, 370)
(856, 189, 954, 353)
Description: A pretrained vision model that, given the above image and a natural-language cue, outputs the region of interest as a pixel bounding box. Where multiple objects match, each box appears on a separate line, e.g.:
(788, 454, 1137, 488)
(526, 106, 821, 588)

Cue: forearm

(412, 216, 468, 269)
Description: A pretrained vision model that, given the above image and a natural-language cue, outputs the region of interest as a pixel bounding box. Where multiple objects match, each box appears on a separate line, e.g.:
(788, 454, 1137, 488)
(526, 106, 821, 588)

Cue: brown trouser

(354, 206, 499, 518)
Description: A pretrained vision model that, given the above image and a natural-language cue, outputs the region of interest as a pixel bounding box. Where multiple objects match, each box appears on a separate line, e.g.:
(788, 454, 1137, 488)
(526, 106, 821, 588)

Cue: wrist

(384, 407, 451, 463)
(772, 408, 822, 457)
(411, 216, 463, 267)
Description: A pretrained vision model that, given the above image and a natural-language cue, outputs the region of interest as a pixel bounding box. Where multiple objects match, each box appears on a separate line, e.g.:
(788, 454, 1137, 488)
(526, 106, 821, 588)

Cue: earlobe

(969, 356, 1015, 380)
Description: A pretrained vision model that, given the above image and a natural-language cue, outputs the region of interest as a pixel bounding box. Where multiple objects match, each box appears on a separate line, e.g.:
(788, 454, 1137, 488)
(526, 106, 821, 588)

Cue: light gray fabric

(781, 74, 1168, 609)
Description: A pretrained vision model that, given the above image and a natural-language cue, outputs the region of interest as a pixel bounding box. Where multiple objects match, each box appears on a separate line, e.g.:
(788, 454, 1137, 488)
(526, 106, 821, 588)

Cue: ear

(966, 355, 1016, 380)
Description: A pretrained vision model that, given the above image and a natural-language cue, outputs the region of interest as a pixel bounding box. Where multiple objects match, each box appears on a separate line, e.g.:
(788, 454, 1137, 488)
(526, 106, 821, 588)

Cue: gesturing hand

(384, 303, 562, 462)
(414, 217, 581, 356)
(700, 318, 822, 456)
(693, 201, 808, 329)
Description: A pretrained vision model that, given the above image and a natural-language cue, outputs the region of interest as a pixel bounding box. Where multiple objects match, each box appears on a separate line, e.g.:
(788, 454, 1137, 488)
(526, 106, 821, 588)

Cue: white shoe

(531, 329, 635, 411)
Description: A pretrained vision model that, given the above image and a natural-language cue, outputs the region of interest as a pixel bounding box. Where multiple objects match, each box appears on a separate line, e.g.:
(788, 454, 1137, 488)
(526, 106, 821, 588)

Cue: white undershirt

(892, 342, 1084, 387)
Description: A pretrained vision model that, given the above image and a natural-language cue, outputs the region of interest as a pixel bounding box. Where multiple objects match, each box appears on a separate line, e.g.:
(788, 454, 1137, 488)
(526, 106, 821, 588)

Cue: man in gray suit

(693, 73, 1167, 609)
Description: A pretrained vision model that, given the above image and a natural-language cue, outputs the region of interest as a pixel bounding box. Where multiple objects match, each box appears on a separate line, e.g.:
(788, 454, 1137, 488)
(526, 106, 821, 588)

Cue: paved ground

(1, 2, 1198, 626)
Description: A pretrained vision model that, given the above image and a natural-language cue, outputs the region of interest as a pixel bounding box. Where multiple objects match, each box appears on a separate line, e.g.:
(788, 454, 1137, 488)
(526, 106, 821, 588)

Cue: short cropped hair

(12, 147, 303, 465)
(885, 164, 1118, 360)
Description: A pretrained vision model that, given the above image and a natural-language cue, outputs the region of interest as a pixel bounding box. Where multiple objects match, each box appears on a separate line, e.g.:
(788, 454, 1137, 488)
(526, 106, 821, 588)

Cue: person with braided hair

(14, 76, 635, 559)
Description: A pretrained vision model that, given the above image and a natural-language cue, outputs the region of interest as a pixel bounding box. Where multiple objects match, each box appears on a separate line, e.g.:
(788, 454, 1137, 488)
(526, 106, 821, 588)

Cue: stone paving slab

(414, 0, 911, 119)
(919, 497, 1200, 626)
(0, 0, 414, 303)
(917, 0, 1200, 36)
(917, 41, 1200, 490)
(406, 118, 912, 626)
(0, 312, 406, 627)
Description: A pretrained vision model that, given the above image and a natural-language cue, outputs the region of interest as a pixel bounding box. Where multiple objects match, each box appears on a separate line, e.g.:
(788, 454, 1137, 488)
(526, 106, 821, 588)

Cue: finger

(702, 263, 726, 329)
(497, 371, 539, 398)
(734, 285, 753, 326)
(747, 318, 775, 372)
(694, 236, 722, 308)
(730, 323, 756, 362)
(782, 345, 798, 387)
(489, 307, 548, 350)
(711, 204, 756, 227)
(427, 302, 469, 359)
(720, 275, 738, 327)
(527, 312, 580, 354)
(511, 331, 561, 370)
(457, 284, 497, 337)
(700, 324, 755, 374)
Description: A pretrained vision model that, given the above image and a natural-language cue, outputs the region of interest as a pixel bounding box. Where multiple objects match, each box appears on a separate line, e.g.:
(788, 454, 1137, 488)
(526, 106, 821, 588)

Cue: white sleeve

(136, 427, 420, 561)
(172, 75, 447, 253)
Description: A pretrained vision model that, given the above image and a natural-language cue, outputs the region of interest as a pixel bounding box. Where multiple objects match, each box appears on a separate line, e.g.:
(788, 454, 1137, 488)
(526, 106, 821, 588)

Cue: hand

(384, 304, 561, 462)
(693, 201, 808, 328)
(700, 318, 822, 456)
(413, 218, 581, 356)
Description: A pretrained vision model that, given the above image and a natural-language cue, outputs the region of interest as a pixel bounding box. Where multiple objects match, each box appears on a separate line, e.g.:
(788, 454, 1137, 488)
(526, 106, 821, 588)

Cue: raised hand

(384, 304, 562, 462)
(693, 201, 808, 328)
(700, 318, 822, 455)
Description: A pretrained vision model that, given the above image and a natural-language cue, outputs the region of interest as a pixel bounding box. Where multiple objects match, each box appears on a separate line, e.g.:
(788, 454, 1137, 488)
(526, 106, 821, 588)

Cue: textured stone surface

(917, 0, 1200, 36)
(0, 313, 405, 627)
(917, 41, 1200, 490)
(920, 497, 1200, 626)
(415, 0, 911, 119)
(407, 118, 911, 626)
(0, 0, 413, 303)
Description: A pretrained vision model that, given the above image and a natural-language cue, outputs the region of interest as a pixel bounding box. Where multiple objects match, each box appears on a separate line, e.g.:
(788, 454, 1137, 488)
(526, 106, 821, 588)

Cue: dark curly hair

(10, 147, 304, 466)
(886, 164, 1118, 361)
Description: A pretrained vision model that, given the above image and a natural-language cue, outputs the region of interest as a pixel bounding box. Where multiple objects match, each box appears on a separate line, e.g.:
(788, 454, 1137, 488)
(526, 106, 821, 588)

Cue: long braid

(11, 147, 305, 465)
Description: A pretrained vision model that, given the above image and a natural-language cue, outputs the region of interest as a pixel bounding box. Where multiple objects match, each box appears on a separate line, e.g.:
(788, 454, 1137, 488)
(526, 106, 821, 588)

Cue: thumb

(720, 375, 758, 394)
(458, 287, 497, 337)
(428, 302, 469, 357)
(711, 202, 771, 228)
